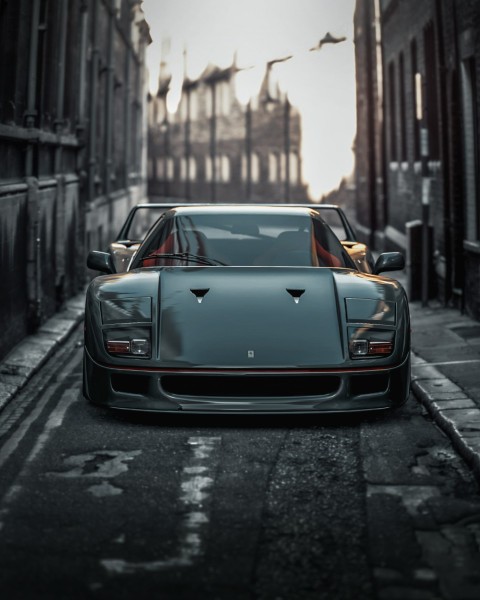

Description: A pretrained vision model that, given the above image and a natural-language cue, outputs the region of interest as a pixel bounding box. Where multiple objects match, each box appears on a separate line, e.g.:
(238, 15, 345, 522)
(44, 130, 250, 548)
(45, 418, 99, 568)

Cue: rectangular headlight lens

(351, 340, 369, 356)
(101, 297, 152, 324)
(130, 339, 150, 356)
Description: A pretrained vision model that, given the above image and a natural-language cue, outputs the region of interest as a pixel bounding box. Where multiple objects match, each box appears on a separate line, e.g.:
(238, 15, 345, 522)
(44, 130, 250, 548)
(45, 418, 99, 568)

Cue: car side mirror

(374, 252, 405, 275)
(87, 251, 115, 274)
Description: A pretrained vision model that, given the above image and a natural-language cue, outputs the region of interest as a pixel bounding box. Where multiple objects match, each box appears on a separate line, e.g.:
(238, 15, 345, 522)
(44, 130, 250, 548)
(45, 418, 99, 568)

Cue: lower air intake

(350, 373, 389, 396)
(111, 374, 149, 395)
(161, 375, 340, 397)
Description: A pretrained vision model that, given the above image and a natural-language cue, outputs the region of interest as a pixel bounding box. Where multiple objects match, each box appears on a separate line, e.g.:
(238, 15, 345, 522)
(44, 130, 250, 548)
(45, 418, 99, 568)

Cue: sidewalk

(0, 291, 85, 411)
(392, 269, 480, 477)
(1, 274, 480, 478)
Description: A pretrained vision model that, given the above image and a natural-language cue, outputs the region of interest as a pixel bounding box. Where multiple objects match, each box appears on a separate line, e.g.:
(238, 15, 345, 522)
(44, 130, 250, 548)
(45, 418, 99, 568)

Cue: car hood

(89, 267, 406, 369)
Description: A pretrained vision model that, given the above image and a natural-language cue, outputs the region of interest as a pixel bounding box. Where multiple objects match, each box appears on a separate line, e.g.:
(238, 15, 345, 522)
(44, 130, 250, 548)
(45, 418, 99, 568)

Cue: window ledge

(464, 240, 480, 254)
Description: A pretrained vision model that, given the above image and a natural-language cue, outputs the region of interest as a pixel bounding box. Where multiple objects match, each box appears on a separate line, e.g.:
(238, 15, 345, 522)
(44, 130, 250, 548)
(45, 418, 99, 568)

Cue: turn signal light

(368, 341, 393, 355)
(350, 339, 393, 358)
(106, 340, 131, 354)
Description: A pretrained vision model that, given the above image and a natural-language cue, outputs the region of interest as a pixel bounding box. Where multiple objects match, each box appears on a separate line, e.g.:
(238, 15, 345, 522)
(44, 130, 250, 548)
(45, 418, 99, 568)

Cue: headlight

(103, 327, 151, 358)
(101, 297, 152, 324)
(345, 298, 396, 325)
(349, 327, 394, 358)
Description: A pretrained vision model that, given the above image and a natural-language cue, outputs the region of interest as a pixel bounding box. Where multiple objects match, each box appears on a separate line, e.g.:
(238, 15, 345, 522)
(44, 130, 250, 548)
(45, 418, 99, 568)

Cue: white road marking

(101, 436, 221, 575)
(0, 387, 80, 529)
(413, 359, 480, 367)
(88, 481, 123, 498)
(0, 353, 81, 470)
(48, 450, 141, 479)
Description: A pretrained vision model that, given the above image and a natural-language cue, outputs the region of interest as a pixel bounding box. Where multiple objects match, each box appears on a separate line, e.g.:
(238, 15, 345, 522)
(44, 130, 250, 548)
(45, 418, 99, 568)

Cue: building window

(166, 158, 174, 180)
(423, 22, 439, 160)
(399, 53, 407, 162)
(241, 154, 247, 181)
(410, 39, 421, 161)
(216, 155, 230, 182)
(461, 58, 479, 241)
(269, 153, 278, 182)
(217, 81, 230, 116)
(280, 153, 287, 181)
(251, 153, 260, 183)
(180, 157, 187, 180)
(388, 61, 397, 162)
(205, 87, 213, 118)
(189, 157, 197, 180)
(289, 152, 299, 184)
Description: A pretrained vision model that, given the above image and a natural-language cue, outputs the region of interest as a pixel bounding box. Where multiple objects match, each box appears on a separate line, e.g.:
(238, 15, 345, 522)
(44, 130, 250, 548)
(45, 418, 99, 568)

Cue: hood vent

(191, 288, 210, 304)
(286, 288, 305, 304)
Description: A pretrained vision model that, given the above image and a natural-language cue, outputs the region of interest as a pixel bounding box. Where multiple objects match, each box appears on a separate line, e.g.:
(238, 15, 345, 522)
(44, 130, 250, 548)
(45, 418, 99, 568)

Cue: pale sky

(142, 0, 357, 199)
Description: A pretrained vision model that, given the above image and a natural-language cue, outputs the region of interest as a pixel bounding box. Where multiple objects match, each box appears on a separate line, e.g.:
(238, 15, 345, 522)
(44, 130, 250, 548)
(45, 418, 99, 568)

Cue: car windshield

(123, 206, 172, 241)
(133, 212, 355, 268)
(315, 208, 348, 241)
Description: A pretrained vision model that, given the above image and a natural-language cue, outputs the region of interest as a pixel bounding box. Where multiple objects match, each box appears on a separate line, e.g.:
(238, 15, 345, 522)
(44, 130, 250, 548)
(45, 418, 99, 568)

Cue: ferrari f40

(84, 205, 410, 413)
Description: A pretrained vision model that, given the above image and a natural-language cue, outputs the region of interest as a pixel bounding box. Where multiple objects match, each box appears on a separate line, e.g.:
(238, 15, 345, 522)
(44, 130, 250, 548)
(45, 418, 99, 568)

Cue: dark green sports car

(84, 205, 410, 413)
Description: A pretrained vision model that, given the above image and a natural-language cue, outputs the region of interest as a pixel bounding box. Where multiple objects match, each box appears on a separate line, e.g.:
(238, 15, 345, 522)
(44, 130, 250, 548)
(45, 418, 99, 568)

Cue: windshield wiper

(138, 252, 227, 266)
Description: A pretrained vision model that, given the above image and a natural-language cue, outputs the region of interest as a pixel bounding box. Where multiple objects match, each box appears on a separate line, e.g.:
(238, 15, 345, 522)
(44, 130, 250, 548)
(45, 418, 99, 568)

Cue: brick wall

(355, 0, 480, 319)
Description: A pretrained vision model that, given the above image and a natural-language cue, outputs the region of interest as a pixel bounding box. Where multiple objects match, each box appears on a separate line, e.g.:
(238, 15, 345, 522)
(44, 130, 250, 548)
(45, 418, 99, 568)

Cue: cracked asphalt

(0, 327, 479, 599)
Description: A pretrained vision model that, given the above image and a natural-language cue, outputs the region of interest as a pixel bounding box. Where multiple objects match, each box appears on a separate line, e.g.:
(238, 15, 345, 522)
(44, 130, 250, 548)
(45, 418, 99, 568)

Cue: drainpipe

(25, 0, 41, 173)
(185, 89, 191, 200)
(105, 3, 115, 231)
(25, 0, 41, 330)
(76, 1, 89, 283)
(245, 100, 252, 201)
(54, 0, 68, 172)
(54, 0, 68, 301)
(124, 51, 131, 191)
(88, 0, 99, 204)
(284, 96, 291, 203)
(210, 83, 216, 202)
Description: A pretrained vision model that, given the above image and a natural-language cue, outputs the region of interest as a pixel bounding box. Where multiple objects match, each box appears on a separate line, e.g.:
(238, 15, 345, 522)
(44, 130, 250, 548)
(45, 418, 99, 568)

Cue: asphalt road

(0, 327, 479, 600)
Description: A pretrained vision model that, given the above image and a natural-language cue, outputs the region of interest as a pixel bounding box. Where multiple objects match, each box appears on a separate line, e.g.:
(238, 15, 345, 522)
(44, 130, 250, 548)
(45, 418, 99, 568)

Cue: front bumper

(84, 348, 410, 414)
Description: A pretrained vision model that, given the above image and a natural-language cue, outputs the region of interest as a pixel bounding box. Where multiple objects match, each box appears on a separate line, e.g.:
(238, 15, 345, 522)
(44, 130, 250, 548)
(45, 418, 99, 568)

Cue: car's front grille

(160, 375, 340, 398)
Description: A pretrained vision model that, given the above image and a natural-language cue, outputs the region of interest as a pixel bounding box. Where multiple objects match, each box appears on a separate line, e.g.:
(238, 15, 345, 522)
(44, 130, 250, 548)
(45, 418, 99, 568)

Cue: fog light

(131, 338, 150, 356)
(350, 339, 369, 356)
(106, 340, 130, 354)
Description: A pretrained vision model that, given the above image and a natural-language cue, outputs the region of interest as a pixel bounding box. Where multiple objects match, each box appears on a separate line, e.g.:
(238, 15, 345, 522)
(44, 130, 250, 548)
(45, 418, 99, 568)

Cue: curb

(0, 290, 86, 412)
(411, 352, 480, 480)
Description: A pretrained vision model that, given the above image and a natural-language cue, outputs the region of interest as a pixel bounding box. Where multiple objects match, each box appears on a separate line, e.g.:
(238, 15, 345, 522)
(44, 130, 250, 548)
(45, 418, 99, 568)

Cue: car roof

(159, 205, 325, 217)
(133, 202, 341, 211)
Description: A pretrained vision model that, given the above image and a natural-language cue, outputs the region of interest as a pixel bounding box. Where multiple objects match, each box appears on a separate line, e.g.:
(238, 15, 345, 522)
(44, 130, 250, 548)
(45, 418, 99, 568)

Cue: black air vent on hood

(286, 289, 305, 304)
(190, 288, 210, 303)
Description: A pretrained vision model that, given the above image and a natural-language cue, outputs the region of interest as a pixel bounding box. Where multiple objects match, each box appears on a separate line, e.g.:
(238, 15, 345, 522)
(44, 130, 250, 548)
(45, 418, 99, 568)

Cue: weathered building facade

(147, 60, 310, 204)
(0, 0, 151, 361)
(355, 0, 480, 319)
